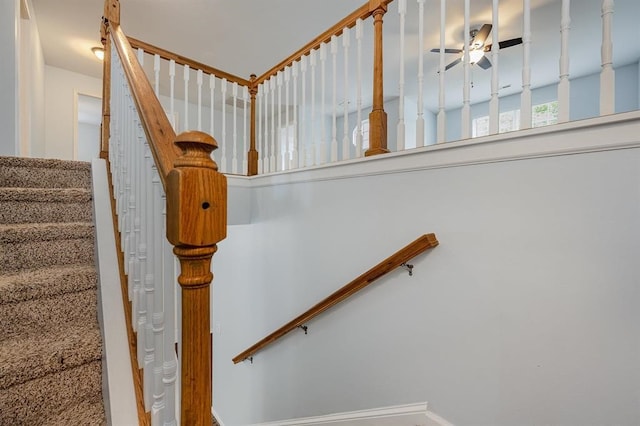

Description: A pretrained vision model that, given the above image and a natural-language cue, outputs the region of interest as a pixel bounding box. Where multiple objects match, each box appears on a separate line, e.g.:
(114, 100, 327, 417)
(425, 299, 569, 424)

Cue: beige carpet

(0, 156, 106, 425)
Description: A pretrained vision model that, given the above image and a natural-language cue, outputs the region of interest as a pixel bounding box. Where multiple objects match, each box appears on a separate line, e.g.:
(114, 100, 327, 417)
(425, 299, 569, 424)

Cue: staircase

(0, 157, 106, 425)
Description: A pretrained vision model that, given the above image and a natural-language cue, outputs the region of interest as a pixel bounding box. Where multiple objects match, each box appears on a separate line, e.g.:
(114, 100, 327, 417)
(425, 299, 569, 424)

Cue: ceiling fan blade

(485, 37, 524, 52)
(430, 48, 463, 54)
(444, 58, 462, 71)
(473, 24, 492, 47)
(499, 37, 523, 49)
(476, 56, 492, 70)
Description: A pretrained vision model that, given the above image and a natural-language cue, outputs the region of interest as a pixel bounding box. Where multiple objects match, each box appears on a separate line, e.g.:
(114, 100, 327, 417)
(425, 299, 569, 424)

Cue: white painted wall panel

(214, 117, 640, 426)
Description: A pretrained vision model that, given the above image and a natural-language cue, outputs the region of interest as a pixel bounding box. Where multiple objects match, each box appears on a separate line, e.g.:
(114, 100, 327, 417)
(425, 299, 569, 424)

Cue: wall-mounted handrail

(232, 233, 438, 364)
(128, 36, 251, 87)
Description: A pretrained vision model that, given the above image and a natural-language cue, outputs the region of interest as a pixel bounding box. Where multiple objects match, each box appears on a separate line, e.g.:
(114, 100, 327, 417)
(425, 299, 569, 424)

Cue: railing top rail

(254, 0, 394, 86)
(127, 36, 252, 87)
(111, 24, 180, 187)
(232, 233, 438, 364)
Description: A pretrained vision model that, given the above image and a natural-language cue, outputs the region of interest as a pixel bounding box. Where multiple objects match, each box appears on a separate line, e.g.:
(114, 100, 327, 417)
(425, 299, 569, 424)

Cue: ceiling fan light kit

(430, 23, 523, 71)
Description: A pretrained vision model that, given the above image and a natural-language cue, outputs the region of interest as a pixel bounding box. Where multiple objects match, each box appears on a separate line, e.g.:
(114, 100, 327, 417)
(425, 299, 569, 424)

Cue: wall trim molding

(227, 111, 640, 189)
(92, 159, 138, 426)
(248, 402, 454, 426)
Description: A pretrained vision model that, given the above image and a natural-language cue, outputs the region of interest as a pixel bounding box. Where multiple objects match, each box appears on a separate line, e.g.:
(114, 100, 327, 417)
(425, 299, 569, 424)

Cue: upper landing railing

(126, 0, 636, 178)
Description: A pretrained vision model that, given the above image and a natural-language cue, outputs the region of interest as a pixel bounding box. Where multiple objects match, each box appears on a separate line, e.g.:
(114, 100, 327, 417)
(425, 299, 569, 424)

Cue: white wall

(44, 65, 102, 160)
(19, 1, 46, 158)
(0, 0, 19, 156)
(213, 115, 640, 425)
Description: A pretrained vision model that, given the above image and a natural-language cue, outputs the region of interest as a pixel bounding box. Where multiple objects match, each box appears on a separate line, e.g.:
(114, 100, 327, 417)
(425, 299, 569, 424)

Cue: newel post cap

(166, 131, 227, 247)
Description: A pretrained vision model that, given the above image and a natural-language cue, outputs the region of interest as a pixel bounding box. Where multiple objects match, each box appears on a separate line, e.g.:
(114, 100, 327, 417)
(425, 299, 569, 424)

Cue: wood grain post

(100, 18, 111, 160)
(248, 74, 259, 176)
(366, 0, 390, 157)
(166, 131, 227, 425)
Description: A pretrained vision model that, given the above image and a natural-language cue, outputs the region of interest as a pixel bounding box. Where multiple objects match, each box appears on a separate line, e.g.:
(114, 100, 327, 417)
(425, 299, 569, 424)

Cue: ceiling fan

(430, 24, 523, 71)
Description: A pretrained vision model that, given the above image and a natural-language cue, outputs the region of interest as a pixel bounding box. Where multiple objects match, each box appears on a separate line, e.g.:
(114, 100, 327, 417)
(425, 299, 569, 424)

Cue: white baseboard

(92, 158, 138, 426)
(249, 402, 453, 426)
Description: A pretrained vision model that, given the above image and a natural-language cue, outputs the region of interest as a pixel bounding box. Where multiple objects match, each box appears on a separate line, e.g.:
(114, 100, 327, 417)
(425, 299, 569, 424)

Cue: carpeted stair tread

(0, 188, 92, 224)
(0, 222, 94, 243)
(0, 223, 95, 273)
(0, 360, 102, 426)
(0, 187, 91, 202)
(0, 264, 97, 305)
(0, 288, 99, 341)
(41, 394, 106, 426)
(0, 324, 101, 389)
(0, 156, 91, 190)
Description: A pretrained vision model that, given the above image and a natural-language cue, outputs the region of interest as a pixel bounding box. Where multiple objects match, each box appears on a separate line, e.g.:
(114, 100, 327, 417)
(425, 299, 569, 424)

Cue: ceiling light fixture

(468, 49, 484, 65)
(92, 46, 104, 61)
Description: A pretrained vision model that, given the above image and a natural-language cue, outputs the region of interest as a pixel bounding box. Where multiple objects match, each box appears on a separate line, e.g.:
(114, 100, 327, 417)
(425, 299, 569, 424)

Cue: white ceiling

(30, 0, 640, 111)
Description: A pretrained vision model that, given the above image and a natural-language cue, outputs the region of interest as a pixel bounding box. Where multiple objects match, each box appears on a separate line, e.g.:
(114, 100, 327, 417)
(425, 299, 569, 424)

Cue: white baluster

(257, 85, 263, 174)
(284, 67, 291, 170)
(558, 0, 571, 123)
(232, 82, 239, 174)
(330, 36, 338, 162)
(183, 64, 190, 132)
(150, 165, 165, 425)
(243, 86, 249, 174)
(489, 0, 500, 135)
(161, 190, 178, 426)
(169, 60, 176, 130)
(263, 80, 270, 173)
(142, 139, 155, 410)
(291, 62, 300, 169)
(209, 74, 216, 137)
(397, 0, 406, 150)
(270, 77, 276, 172)
(135, 122, 147, 373)
(521, 0, 532, 129)
(310, 49, 317, 166)
(300, 56, 308, 169)
(137, 48, 144, 67)
(221, 78, 227, 173)
(277, 71, 283, 171)
(320, 43, 327, 164)
(461, 0, 471, 139)
(197, 69, 203, 131)
(154, 54, 160, 96)
(416, 3, 425, 147)
(437, 0, 446, 143)
(356, 19, 364, 156)
(600, 0, 615, 115)
(342, 27, 351, 160)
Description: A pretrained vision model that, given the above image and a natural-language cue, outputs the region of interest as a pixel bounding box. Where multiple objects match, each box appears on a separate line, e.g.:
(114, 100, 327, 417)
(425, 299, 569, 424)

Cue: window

(472, 110, 520, 137)
(532, 101, 559, 128)
(471, 101, 559, 138)
(352, 119, 370, 150)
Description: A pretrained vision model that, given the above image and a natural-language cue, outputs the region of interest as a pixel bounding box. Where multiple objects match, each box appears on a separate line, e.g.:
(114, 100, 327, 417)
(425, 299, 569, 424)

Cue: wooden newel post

(100, 0, 119, 159)
(99, 18, 111, 160)
(166, 131, 227, 425)
(248, 74, 259, 176)
(366, 0, 390, 157)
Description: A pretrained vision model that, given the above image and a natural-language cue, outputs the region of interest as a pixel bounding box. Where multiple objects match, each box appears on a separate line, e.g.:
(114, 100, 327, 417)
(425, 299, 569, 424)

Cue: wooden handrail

(110, 24, 180, 187)
(232, 233, 438, 364)
(128, 36, 251, 87)
(254, 0, 393, 85)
